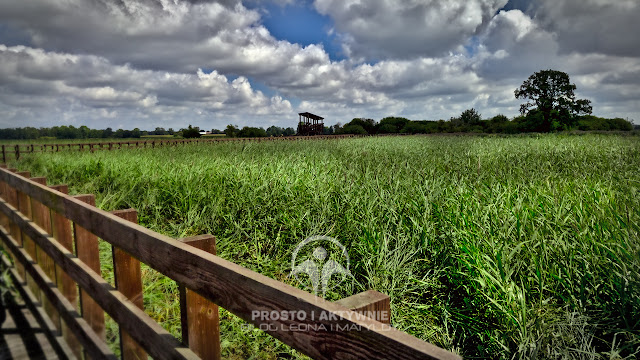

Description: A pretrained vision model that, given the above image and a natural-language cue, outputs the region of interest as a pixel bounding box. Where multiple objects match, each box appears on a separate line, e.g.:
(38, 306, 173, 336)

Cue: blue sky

(253, 1, 345, 61)
(0, 0, 638, 130)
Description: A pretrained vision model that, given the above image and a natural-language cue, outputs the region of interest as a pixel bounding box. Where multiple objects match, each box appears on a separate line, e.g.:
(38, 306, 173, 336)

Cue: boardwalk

(1, 279, 75, 360)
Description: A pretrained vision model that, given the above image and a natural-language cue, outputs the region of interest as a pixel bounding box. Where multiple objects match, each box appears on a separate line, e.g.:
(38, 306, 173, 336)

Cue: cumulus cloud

(533, 0, 640, 57)
(474, 10, 561, 82)
(313, 0, 508, 59)
(0, 0, 638, 128)
(0, 0, 291, 75)
(0, 45, 293, 128)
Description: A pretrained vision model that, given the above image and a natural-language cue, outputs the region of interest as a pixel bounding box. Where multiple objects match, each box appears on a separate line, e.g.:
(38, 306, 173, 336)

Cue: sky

(0, 0, 638, 131)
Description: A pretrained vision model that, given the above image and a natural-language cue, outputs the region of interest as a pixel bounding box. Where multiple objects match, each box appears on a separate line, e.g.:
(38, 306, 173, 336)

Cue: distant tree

(490, 114, 509, 124)
(459, 108, 482, 125)
(79, 125, 90, 139)
(182, 125, 201, 138)
(329, 123, 342, 135)
(340, 124, 367, 135)
(237, 126, 267, 137)
(450, 108, 481, 128)
(88, 129, 102, 138)
(65, 126, 81, 139)
(377, 124, 397, 133)
(266, 126, 285, 137)
(379, 117, 409, 133)
(515, 69, 592, 130)
(167, 128, 175, 135)
(23, 127, 39, 139)
(342, 118, 377, 134)
(283, 127, 295, 136)
(103, 127, 113, 138)
(154, 127, 166, 135)
(224, 124, 239, 138)
(577, 115, 633, 131)
(400, 121, 427, 134)
(131, 128, 142, 138)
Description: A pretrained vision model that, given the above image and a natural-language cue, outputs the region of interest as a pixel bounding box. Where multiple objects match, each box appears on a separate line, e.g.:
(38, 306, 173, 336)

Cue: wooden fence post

(14, 145, 20, 160)
(110, 209, 146, 360)
(73, 194, 106, 341)
(335, 290, 391, 325)
(1, 145, 5, 164)
(178, 234, 221, 360)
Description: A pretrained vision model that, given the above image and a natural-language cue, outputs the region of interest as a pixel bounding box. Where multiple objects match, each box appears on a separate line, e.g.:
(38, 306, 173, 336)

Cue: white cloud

(0, 45, 293, 129)
(0, 0, 638, 128)
(313, 0, 508, 59)
(534, 0, 640, 57)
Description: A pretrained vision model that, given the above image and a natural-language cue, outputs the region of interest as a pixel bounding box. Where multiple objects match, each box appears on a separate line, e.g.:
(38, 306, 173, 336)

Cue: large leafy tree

(515, 70, 592, 129)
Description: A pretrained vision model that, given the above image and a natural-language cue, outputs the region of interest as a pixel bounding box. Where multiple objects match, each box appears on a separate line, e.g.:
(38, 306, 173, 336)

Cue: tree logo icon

(291, 236, 352, 297)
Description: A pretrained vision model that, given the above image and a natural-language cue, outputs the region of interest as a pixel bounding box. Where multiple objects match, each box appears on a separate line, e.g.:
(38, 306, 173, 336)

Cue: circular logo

(291, 236, 351, 296)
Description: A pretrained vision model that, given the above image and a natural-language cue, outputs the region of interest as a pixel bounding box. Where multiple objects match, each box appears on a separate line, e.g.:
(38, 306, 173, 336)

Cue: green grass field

(9, 134, 640, 359)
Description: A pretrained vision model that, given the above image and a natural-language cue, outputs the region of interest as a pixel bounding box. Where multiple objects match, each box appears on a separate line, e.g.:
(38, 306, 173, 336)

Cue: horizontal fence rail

(0, 166, 460, 360)
(0, 133, 388, 162)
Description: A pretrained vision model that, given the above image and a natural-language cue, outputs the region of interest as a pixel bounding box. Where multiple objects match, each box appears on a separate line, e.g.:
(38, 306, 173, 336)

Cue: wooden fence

(0, 165, 460, 360)
(0, 134, 372, 162)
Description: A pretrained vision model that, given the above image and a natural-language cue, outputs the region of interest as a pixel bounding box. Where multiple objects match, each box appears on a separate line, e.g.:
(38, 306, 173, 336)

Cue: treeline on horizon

(0, 111, 635, 140)
(335, 109, 634, 136)
(0, 124, 299, 140)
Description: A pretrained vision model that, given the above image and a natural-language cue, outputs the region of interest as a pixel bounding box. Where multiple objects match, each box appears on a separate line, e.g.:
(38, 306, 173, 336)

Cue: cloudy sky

(0, 0, 638, 131)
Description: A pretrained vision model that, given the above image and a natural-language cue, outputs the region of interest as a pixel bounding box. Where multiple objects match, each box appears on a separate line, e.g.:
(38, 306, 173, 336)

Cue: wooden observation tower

(297, 112, 324, 136)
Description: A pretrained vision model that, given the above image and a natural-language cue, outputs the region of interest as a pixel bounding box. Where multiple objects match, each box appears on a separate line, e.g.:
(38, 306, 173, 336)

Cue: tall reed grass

(12, 134, 640, 359)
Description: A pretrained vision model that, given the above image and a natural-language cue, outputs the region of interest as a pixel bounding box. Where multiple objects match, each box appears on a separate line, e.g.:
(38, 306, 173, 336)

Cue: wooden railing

(0, 165, 460, 360)
(0, 134, 373, 162)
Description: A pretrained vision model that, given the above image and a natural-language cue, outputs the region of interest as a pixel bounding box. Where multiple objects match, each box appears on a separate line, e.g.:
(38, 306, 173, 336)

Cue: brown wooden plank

(50, 185, 76, 290)
(0, 198, 198, 360)
(0, 166, 460, 360)
(0, 251, 77, 360)
(2, 173, 25, 280)
(110, 209, 146, 360)
(72, 194, 106, 341)
(15, 172, 40, 302)
(0, 173, 10, 231)
(335, 290, 391, 325)
(178, 234, 221, 359)
(0, 224, 117, 360)
(29, 177, 61, 333)
(49, 184, 82, 359)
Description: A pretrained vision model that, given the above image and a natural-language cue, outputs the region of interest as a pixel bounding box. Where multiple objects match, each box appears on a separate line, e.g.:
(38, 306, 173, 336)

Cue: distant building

(297, 112, 324, 136)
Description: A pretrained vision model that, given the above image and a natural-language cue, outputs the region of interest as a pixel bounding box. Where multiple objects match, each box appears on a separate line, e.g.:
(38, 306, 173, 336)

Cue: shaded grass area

(11, 134, 640, 359)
